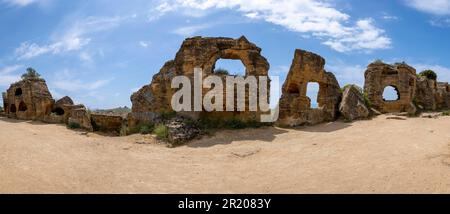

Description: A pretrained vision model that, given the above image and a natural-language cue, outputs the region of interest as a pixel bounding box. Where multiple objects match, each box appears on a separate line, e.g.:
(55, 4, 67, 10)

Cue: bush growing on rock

(419, 70, 437, 80)
(21, 67, 42, 80)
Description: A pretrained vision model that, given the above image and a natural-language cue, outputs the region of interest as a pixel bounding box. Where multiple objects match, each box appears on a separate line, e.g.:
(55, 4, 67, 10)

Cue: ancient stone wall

(436, 82, 450, 109)
(415, 77, 437, 110)
(91, 114, 124, 134)
(278, 49, 342, 127)
(4, 78, 54, 120)
(130, 36, 270, 126)
(364, 62, 417, 114)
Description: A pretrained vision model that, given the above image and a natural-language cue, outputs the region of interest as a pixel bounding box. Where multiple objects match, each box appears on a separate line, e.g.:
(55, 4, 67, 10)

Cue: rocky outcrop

(130, 36, 270, 128)
(415, 76, 437, 110)
(364, 62, 417, 114)
(339, 85, 370, 121)
(68, 105, 93, 131)
(4, 78, 54, 120)
(277, 49, 341, 127)
(91, 114, 124, 134)
(166, 116, 201, 145)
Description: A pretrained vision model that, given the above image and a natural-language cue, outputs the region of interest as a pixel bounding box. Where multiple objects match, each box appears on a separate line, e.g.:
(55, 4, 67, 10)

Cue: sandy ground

(1, 115, 450, 194)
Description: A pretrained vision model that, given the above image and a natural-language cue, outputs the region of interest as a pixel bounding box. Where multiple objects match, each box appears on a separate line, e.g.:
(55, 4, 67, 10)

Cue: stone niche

(278, 49, 342, 127)
(364, 62, 417, 114)
(130, 36, 270, 126)
(4, 78, 54, 120)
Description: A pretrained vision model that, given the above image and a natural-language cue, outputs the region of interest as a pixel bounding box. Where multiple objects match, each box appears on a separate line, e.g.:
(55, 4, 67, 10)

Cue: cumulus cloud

(15, 16, 129, 60)
(404, 0, 450, 15)
(154, 0, 391, 52)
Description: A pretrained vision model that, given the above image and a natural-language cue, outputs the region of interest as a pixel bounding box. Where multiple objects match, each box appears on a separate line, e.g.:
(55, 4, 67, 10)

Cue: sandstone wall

(364, 62, 417, 114)
(91, 114, 124, 134)
(130, 36, 270, 126)
(278, 49, 342, 127)
(5, 78, 54, 120)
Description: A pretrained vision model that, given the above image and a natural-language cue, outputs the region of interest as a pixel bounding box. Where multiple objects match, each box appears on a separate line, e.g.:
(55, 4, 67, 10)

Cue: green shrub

(153, 124, 169, 139)
(214, 68, 229, 75)
(363, 92, 372, 109)
(67, 122, 81, 129)
(160, 110, 177, 120)
(443, 111, 450, 116)
(127, 123, 155, 135)
(223, 118, 247, 129)
(419, 70, 437, 80)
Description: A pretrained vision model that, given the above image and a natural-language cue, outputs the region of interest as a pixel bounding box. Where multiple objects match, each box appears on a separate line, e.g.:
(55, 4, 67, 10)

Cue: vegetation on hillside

(418, 70, 437, 80)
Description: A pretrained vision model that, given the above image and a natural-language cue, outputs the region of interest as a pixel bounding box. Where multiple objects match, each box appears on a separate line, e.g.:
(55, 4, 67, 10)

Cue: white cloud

(139, 41, 149, 48)
(2, 0, 39, 7)
(50, 69, 113, 92)
(0, 65, 22, 86)
(412, 64, 450, 82)
(404, 0, 450, 15)
(15, 16, 129, 60)
(326, 62, 365, 87)
(156, 0, 391, 52)
(173, 24, 211, 36)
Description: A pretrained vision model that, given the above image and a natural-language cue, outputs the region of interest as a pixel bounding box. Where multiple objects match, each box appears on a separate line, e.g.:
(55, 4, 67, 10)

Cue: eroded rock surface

(3, 78, 54, 120)
(339, 85, 370, 121)
(415, 76, 437, 111)
(278, 49, 341, 127)
(166, 116, 201, 145)
(364, 62, 417, 114)
(130, 36, 270, 128)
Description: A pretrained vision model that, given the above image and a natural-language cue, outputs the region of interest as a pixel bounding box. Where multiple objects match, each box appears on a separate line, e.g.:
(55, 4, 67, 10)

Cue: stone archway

(382, 85, 400, 102)
(278, 49, 342, 127)
(364, 62, 416, 113)
(130, 36, 270, 124)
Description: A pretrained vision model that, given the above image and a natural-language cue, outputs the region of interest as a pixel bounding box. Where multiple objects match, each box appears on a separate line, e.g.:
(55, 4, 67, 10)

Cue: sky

(1, 0, 450, 109)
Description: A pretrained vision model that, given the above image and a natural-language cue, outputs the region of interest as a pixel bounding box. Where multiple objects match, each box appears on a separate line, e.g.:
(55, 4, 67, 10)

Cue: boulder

(339, 85, 370, 121)
(278, 49, 342, 127)
(68, 106, 93, 131)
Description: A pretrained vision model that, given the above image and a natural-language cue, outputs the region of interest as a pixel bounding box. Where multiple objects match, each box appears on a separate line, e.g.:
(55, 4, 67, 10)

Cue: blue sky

(1, 0, 450, 109)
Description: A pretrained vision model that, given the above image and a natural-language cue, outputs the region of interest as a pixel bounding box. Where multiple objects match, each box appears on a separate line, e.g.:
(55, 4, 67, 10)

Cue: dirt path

(1, 115, 450, 193)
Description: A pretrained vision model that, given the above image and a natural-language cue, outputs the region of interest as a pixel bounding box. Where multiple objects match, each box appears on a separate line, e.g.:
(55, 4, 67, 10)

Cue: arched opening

(306, 82, 320, 108)
(52, 107, 65, 116)
(383, 86, 400, 102)
(213, 59, 246, 76)
(15, 88, 23, 96)
(18, 101, 27, 112)
(10, 104, 17, 113)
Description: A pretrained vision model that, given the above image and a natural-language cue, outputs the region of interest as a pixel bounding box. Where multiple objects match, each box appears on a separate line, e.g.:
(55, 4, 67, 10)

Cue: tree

(419, 70, 437, 81)
(21, 67, 42, 80)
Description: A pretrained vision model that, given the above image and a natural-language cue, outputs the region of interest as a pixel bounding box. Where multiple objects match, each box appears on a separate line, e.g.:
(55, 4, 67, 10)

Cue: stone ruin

(3, 77, 54, 120)
(364, 62, 417, 114)
(277, 49, 342, 127)
(2, 36, 450, 144)
(130, 36, 270, 127)
(2, 77, 93, 131)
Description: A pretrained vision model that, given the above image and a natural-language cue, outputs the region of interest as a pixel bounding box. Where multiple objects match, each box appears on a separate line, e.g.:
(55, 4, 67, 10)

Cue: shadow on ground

(187, 126, 289, 148)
